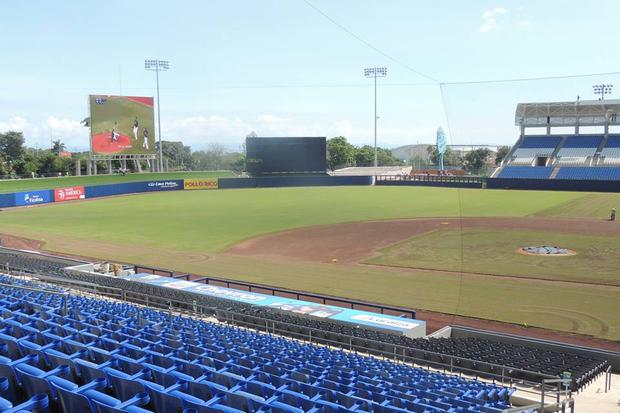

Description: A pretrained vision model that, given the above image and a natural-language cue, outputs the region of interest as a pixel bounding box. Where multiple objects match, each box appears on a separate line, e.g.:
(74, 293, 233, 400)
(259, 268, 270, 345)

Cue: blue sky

(1, 0, 619, 151)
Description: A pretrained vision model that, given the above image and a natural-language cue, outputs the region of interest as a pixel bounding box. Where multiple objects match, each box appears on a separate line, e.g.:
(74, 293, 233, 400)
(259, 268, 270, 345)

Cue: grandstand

(495, 100, 620, 180)
(0, 274, 522, 413)
(0, 246, 614, 410)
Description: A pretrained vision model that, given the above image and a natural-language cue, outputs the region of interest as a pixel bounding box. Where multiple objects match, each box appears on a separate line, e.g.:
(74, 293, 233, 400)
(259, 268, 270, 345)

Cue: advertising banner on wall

(14, 190, 53, 206)
(184, 179, 219, 190)
(54, 186, 86, 202)
(122, 273, 425, 336)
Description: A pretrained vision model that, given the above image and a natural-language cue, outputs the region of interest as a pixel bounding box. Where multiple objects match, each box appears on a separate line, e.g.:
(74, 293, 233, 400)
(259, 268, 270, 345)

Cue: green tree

(36, 152, 58, 174)
(326, 136, 354, 170)
(54, 156, 73, 174)
(160, 140, 193, 169)
(0, 131, 25, 163)
(409, 155, 431, 169)
(462, 148, 492, 174)
(376, 148, 402, 166)
(426, 145, 460, 166)
(51, 140, 66, 156)
(192, 144, 230, 170)
(354, 145, 374, 167)
(495, 145, 511, 165)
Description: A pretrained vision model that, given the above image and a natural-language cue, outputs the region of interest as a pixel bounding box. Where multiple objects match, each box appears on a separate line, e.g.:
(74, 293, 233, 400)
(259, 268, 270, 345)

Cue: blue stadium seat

(556, 167, 620, 180)
(519, 136, 562, 148)
(0, 276, 519, 413)
(497, 166, 553, 179)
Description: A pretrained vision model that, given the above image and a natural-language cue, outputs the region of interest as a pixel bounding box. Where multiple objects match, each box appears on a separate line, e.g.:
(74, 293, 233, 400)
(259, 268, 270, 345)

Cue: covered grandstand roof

(515, 99, 620, 127)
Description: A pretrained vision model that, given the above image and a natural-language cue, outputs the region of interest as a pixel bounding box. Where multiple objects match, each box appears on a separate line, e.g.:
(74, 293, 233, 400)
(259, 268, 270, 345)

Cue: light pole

(145, 59, 170, 172)
(593, 84, 613, 101)
(364, 67, 387, 167)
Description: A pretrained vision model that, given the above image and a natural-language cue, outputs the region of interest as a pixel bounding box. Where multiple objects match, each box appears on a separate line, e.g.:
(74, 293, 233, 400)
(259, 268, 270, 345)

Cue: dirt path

(227, 216, 620, 264)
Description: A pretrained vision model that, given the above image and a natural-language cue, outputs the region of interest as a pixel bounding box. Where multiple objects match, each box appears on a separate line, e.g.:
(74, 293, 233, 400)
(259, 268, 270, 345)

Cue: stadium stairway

(0, 275, 522, 413)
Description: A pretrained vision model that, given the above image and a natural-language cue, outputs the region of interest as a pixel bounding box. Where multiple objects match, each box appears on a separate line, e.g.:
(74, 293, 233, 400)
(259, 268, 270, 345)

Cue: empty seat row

(0, 275, 517, 413)
(0, 251, 609, 393)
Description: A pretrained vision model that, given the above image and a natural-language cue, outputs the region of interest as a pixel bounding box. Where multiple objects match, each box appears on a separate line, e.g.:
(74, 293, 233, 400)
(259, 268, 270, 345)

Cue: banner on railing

(122, 273, 426, 336)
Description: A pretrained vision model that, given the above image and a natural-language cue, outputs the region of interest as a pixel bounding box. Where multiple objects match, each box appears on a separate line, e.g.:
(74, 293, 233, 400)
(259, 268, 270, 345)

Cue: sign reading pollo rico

(54, 186, 86, 202)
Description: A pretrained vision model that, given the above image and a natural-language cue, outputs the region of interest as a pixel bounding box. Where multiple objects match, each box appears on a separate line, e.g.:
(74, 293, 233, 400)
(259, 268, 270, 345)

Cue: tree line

(326, 136, 402, 169)
(1, 129, 513, 177)
(0, 131, 74, 177)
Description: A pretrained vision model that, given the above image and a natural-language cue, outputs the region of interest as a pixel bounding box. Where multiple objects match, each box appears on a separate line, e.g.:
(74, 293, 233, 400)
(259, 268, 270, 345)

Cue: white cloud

(517, 19, 531, 26)
(0, 116, 88, 151)
(478, 7, 507, 33)
(2, 113, 430, 152)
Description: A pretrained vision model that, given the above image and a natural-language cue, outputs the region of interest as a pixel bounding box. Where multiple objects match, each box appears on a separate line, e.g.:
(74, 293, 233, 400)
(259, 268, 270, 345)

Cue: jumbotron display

(89, 95, 156, 155)
(245, 137, 326, 176)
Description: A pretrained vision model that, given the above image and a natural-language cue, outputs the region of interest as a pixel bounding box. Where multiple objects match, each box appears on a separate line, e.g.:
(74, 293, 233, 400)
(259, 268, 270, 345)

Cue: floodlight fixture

(593, 84, 613, 101)
(145, 59, 171, 172)
(364, 67, 388, 167)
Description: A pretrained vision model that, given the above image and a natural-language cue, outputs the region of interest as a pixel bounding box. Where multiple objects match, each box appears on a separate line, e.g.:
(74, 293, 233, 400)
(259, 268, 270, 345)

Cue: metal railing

(376, 174, 485, 184)
(134, 264, 416, 318)
(1, 270, 571, 411)
(17, 273, 564, 399)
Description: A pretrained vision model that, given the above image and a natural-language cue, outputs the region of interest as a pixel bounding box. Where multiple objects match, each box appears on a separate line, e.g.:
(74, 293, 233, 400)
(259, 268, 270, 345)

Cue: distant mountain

(390, 144, 431, 161)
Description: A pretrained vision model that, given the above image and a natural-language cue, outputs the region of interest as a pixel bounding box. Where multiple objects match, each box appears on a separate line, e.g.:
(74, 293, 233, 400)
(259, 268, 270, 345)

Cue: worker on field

(611, 208, 616, 222)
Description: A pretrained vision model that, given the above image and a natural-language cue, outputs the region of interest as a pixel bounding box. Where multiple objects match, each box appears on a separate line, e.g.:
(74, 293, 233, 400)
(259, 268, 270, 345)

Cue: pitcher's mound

(92, 133, 133, 154)
(518, 246, 576, 256)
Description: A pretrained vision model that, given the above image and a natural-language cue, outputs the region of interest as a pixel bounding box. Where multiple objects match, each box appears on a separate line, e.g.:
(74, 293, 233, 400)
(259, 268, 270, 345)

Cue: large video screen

(89, 95, 156, 155)
(245, 137, 326, 176)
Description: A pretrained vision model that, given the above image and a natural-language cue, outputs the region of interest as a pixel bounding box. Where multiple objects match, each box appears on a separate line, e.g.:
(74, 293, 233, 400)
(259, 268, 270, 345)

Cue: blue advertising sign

(14, 190, 53, 206)
(122, 273, 425, 335)
(85, 180, 184, 199)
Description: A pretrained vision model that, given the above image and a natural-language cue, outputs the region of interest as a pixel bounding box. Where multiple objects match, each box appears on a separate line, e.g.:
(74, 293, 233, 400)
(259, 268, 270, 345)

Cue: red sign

(54, 186, 85, 202)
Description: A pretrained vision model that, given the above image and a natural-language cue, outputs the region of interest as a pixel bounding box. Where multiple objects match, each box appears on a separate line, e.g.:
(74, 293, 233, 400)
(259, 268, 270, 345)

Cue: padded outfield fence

(1, 173, 619, 210)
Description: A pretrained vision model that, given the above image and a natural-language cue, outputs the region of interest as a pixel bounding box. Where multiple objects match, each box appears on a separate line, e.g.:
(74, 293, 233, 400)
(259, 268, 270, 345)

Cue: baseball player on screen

(133, 117, 139, 141)
(142, 128, 149, 150)
(110, 122, 120, 142)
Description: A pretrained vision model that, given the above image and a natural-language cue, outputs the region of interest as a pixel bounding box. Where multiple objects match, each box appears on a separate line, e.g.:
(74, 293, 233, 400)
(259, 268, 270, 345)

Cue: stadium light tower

(364, 67, 388, 167)
(145, 59, 170, 172)
(593, 84, 613, 101)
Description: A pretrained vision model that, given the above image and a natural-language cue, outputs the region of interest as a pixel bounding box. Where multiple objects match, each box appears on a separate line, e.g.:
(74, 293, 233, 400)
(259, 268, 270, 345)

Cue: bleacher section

(499, 134, 620, 180)
(497, 167, 553, 179)
(509, 136, 561, 165)
(0, 275, 518, 413)
(0, 248, 609, 393)
(599, 135, 620, 165)
(555, 167, 620, 181)
(555, 136, 602, 165)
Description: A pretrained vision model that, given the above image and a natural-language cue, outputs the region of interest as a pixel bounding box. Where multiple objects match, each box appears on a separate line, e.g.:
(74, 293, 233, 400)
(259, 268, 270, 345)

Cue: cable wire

(301, 0, 441, 83)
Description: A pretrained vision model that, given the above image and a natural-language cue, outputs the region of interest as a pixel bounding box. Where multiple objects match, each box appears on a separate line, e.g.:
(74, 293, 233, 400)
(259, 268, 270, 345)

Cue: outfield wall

(219, 175, 372, 189)
(1, 175, 618, 209)
(85, 180, 184, 198)
(0, 176, 371, 208)
(487, 178, 620, 192)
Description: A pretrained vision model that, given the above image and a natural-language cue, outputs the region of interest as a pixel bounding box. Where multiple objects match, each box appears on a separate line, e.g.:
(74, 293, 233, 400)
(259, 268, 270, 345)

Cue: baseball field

(0, 186, 618, 343)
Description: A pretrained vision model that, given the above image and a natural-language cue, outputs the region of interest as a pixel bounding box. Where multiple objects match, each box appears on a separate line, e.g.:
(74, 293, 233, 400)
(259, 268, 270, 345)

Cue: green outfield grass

(0, 187, 590, 251)
(0, 186, 618, 340)
(366, 228, 620, 285)
(0, 171, 233, 193)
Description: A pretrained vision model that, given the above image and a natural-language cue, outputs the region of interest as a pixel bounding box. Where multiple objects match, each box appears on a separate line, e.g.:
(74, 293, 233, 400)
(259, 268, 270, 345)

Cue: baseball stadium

(1, 2, 620, 413)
